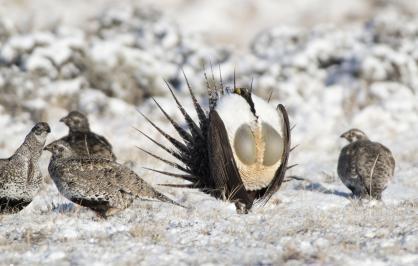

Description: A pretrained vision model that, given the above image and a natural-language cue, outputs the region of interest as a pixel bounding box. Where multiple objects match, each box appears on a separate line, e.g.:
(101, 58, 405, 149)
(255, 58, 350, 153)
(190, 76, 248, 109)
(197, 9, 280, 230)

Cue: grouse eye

(234, 124, 257, 165)
(262, 122, 283, 166)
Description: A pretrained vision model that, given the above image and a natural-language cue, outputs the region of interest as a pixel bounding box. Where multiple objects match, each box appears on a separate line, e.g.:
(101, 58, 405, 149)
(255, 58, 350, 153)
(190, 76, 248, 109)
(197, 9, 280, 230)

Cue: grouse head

(44, 140, 75, 159)
(60, 111, 90, 133)
(30, 122, 51, 143)
(340, 128, 368, 143)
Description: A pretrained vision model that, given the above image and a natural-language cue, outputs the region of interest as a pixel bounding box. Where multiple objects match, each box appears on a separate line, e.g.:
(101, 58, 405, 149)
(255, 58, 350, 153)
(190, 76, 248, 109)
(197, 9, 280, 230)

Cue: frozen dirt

(0, 1, 417, 265)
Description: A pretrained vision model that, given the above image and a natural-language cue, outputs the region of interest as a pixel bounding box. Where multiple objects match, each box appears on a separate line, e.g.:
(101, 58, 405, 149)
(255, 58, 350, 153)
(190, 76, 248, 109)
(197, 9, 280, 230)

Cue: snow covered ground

(0, 1, 417, 265)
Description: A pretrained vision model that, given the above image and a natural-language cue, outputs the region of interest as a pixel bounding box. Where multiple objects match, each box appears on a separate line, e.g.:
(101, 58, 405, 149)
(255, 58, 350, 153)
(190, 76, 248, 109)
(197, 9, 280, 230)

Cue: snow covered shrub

(85, 6, 230, 100)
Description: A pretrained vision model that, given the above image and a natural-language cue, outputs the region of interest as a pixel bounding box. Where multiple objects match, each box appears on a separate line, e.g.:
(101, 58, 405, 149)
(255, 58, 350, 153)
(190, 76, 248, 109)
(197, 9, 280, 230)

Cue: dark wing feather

(90, 133, 116, 160)
(208, 110, 253, 207)
(354, 142, 394, 199)
(258, 104, 291, 204)
(58, 133, 115, 160)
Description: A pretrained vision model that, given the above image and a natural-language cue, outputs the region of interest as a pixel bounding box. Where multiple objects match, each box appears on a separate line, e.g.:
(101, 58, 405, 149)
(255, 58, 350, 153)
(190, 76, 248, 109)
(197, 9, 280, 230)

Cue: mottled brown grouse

(44, 140, 184, 217)
(338, 128, 395, 200)
(0, 122, 51, 213)
(59, 111, 116, 161)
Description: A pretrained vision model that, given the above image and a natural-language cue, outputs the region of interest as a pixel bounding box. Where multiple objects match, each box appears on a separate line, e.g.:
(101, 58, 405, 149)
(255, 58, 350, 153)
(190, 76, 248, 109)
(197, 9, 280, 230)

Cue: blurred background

(1, 0, 418, 48)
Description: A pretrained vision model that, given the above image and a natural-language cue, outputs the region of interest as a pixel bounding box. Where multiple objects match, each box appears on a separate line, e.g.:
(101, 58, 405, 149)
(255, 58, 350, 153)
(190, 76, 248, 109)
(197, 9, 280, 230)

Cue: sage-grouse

(44, 140, 184, 217)
(338, 128, 395, 200)
(0, 122, 51, 213)
(138, 74, 291, 213)
(59, 111, 116, 161)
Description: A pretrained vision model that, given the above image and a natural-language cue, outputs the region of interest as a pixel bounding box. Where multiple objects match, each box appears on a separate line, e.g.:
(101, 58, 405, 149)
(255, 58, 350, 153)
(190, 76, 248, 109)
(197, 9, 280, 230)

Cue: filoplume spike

(140, 72, 291, 213)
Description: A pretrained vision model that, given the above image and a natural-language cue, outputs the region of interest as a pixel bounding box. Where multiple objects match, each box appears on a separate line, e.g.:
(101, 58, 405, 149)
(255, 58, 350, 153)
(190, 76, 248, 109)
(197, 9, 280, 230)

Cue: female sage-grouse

(138, 74, 291, 213)
(338, 128, 395, 200)
(59, 111, 116, 161)
(44, 140, 184, 217)
(0, 122, 51, 213)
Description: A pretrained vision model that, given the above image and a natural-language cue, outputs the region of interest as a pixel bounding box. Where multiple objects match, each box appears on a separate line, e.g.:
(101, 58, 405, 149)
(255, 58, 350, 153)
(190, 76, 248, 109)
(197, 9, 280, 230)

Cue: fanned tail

(181, 69, 207, 125)
(134, 127, 184, 162)
(137, 110, 188, 153)
(138, 73, 212, 194)
(163, 80, 203, 139)
(136, 146, 191, 174)
(142, 167, 196, 183)
(151, 97, 193, 144)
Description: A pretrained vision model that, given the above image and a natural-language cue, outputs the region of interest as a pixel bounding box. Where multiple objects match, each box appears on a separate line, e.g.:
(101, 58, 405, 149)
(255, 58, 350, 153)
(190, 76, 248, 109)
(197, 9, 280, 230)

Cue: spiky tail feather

(137, 74, 212, 191)
(147, 187, 187, 209)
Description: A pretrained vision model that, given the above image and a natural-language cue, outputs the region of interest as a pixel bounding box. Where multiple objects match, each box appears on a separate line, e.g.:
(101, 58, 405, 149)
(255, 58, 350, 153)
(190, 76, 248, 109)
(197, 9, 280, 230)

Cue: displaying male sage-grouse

(0, 122, 51, 213)
(138, 74, 291, 213)
(44, 140, 184, 217)
(59, 111, 116, 161)
(338, 128, 395, 200)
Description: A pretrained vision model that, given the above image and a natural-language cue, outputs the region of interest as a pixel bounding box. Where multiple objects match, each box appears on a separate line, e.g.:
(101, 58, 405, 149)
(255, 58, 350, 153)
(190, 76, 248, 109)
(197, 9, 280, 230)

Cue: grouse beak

(43, 143, 53, 152)
(59, 116, 68, 123)
(46, 125, 51, 133)
(340, 131, 348, 139)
